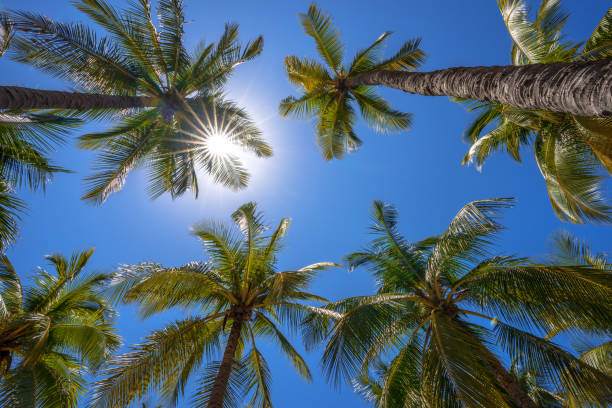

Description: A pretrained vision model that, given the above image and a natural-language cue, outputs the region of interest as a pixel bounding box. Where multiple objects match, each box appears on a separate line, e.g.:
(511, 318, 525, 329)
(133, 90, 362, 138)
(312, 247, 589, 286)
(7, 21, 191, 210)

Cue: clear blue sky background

(1, 0, 611, 406)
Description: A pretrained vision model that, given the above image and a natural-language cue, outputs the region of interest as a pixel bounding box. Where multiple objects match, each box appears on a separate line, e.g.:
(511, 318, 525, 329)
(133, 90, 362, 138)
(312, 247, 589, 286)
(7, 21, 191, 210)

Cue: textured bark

(0, 86, 155, 110)
(207, 316, 244, 408)
(346, 60, 612, 118)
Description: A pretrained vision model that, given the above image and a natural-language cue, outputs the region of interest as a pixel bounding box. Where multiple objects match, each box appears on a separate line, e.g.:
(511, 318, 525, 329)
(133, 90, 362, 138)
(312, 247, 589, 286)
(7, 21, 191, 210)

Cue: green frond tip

(299, 3, 344, 73)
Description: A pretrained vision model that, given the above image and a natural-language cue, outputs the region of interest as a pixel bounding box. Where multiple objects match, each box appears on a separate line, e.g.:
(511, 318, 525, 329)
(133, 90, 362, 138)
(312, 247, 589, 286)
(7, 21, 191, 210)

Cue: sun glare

(206, 132, 240, 157)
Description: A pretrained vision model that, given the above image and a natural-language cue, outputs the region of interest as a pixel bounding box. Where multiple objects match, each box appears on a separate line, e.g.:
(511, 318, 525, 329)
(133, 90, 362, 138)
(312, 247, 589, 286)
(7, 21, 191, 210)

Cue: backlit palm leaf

(9, 0, 268, 204)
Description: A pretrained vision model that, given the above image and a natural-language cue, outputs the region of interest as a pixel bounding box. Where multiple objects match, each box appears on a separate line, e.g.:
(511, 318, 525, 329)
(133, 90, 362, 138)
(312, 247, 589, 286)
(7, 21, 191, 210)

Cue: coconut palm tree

(303, 199, 612, 408)
(5, 0, 270, 204)
(0, 248, 120, 408)
(279, 4, 421, 159)
(90, 202, 337, 408)
(280, 3, 611, 160)
(459, 1, 612, 224)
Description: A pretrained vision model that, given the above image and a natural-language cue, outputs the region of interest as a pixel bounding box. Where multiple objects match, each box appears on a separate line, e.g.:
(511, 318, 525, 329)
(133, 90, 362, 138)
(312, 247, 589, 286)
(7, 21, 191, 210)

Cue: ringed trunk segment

(346, 60, 612, 118)
(207, 310, 248, 408)
(0, 86, 156, 110)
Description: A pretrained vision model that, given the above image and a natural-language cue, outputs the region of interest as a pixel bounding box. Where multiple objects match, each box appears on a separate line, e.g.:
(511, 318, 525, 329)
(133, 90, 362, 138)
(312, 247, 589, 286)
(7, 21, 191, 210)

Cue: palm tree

(281, 3, 612, 160)
(5, 0, 270, 204)
(459, 1, 612, 224)
(279, 4, 421, 159)
(90, 202, 337, 408)
(303, 198, 612, 408)
(0, 248, 120, 408)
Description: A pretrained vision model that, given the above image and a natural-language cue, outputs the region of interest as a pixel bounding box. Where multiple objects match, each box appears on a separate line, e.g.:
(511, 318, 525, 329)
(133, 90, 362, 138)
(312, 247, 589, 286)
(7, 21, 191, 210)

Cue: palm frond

(283, 56, 332, 93)
(90, 317, 222, 408)
(252, 312, 312, 382)
(459, 264, 612, 333)
(0, 14, 14, 57)
(462, 120, 532, 169)
(425, 316, 510, 407)
(534, 128, 611, 223)
(157, 0, 189, 85)
(352, 87, 412, 133)
(581, 6, 612, 59)
(191, 359, 248, 408)
(548, 230, 608, 268)
(114, 262, 228, 317)
(359, 38, 424, 73)
(0, 255, 22, 316)
(426, 198, 514, 283)
(496, 321, 612, 406)
(9, 10, 147, 94)
(299, 4, 344, 73)
(81, 121, 160, 205)
(74, 0, 163, 88)
(243, 345, 273, 408)
(0, 182, 25, 252)
(348, 31, 392, 75)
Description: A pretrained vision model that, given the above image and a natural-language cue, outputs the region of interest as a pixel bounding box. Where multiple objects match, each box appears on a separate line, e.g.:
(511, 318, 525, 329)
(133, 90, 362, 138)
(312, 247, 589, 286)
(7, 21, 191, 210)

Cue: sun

(205, 131, 240, 157)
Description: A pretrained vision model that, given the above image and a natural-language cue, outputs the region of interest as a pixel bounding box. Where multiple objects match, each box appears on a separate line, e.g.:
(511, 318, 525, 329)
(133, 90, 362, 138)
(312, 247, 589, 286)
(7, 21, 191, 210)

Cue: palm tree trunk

(207, 316, 243, 408)
(0, 86, 155, 110)
(480, 346, 538, 408)
(456, 319, 538, 408)
(346, 59, 612, 118)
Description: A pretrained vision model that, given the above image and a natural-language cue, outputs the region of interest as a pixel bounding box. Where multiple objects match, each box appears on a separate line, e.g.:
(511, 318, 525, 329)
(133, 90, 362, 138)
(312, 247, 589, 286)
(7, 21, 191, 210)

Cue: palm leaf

(534, 128, 611, 223)
(299, 4, 344, 73)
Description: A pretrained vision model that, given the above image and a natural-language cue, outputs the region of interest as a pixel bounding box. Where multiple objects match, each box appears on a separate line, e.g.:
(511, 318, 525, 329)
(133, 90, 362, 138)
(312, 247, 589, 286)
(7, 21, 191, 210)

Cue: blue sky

(1, 0, 611, 406)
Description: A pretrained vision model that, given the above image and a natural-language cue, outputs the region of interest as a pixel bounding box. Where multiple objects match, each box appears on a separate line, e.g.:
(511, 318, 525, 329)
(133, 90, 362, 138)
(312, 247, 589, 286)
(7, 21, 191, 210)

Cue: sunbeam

(205, 131, 241, 157)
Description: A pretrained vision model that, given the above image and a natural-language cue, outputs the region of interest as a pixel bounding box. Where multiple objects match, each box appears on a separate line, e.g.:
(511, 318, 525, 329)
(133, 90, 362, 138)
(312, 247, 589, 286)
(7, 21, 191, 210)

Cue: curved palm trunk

(346, 60, 612, 118)
(0, 86, 155, 110)
(480, 345, 538, 408)
(455, 320, 538, 408)
(207, 316, 244, 408)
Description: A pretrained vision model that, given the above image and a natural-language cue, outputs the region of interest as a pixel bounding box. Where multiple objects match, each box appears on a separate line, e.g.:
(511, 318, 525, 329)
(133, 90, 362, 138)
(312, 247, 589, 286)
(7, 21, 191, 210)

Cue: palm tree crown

(304, 198, 612, 407)
(91, 202, 337, 408)
(459, 0, 612, 224)
(0, 249, 120, 408)
(280, 3, 423, 160)
(9, 0, 271, 204)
